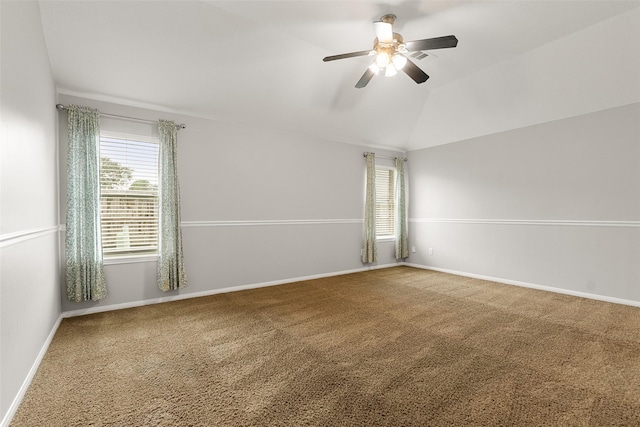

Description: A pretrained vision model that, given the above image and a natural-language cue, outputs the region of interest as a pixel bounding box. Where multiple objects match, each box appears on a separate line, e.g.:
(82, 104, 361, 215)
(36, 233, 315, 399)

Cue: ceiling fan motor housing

(373, 14, 406, 57)
(380, 14, 397, 25)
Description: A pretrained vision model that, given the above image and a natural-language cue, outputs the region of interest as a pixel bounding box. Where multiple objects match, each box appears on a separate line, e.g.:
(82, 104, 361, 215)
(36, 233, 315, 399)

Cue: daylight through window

(375, 167, 396, 237)
(99, 133, 159, 256)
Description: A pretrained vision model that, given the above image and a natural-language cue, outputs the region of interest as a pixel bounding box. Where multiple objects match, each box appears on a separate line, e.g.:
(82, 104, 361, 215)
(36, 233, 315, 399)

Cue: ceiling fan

(323, 14, 458, 88)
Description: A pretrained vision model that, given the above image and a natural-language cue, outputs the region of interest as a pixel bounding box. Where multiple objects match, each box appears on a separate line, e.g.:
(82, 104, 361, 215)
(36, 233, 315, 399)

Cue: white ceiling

(38, 1, 640, 151)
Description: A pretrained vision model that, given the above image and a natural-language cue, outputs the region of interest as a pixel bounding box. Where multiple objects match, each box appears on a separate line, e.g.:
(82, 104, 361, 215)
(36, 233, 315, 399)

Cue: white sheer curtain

(65, 105, 108, 301)
(362, 152, 377, 263)
(394, 157, 409, 259)
(157, 120, 187, 291)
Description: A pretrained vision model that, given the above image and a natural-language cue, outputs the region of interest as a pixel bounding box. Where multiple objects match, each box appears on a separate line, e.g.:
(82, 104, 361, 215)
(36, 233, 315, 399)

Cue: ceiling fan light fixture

(368, 63, 381, 74)
(392, 54, 407, 70)
(384, 64, 397, 77)
(375, 51, 390, 68)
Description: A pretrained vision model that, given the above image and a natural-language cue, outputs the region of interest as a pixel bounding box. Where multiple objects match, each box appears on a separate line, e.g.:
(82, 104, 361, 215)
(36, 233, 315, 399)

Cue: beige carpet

(11, 267, 640, 426)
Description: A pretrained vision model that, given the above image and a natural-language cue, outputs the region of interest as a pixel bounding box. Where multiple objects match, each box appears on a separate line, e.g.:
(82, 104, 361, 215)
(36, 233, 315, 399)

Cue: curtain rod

(363, 152, 407, 161)
(55, 104, 186, 129)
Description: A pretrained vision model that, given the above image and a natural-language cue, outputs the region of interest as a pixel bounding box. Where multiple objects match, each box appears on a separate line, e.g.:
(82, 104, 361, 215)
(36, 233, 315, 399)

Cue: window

(99, 132, 159, 257)
(375, 167, 396, 238)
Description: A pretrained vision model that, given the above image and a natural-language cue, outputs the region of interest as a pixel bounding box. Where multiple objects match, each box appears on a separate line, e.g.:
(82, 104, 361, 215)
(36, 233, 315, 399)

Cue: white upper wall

(409, 103, 640, 221)
(1, 3, 59, 234)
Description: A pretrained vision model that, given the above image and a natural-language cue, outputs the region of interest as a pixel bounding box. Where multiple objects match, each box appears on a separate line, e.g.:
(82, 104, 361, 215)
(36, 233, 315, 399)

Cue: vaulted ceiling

(38, 1, 640, 151)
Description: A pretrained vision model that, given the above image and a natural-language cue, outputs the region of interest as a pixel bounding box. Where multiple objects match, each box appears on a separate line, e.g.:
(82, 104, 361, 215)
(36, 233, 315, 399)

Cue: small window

(99, 132, 159, 257)
(375, 167, 396, 237)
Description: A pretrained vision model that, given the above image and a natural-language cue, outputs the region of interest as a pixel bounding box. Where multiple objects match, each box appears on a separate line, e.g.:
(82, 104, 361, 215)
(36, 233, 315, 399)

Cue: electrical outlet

(411, 246, 416, 253)
(428, 248, 434, 255)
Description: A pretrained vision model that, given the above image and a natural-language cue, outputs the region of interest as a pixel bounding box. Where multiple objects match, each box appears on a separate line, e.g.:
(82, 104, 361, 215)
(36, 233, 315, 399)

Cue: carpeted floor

(11, 266, 640, 426)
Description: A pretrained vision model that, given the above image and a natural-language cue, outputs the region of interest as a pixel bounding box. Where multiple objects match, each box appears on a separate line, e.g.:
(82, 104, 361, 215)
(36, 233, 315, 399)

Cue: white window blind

(99, 134, 159, 256)
(375, 168, 396, 237)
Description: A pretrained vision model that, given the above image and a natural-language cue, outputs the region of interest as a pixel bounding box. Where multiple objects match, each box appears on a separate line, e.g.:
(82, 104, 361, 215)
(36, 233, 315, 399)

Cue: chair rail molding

(409, 218, 640, 228)
(181, 219, 363, 227)
(0, 226, 60, 248)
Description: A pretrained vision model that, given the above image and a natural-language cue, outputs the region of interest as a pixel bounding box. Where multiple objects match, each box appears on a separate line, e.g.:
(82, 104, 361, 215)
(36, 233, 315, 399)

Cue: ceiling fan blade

(323, 50, 372, 62)
(355, 68, 376, 89)
(373, 21, 393, 43)
(404, 35, 458, 52)
(402, 58, 429, 84)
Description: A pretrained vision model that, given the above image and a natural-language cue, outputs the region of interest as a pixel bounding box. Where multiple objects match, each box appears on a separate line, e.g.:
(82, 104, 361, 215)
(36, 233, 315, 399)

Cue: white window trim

(104, 254, 158, 265)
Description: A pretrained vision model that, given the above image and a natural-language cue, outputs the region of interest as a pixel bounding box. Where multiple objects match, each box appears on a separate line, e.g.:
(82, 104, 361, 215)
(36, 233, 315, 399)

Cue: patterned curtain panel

(362, 152, 377, 263)
(65, 105, 107, 302)
(157, 120, 187, 291)
(395, 157, 409, 259)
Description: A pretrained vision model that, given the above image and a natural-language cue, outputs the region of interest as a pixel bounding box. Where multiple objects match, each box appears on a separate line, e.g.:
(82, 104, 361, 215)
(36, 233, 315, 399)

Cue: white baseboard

(62, 263, 401, 318)
(61, 261, 640, 317)
(1, 314, 63, 427)
(403, 263, 640, 308)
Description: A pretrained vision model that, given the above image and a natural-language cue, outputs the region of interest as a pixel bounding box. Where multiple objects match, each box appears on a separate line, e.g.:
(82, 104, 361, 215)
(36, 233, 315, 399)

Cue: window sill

(104, 254, 157, 265)
(377, 236, 396, 242)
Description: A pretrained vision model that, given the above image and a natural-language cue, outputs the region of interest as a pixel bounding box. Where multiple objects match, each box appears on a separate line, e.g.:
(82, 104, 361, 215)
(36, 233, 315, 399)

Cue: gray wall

(58, 94, 403, 313)
(0, 1, 61, 423)
(408, 103, 640, 303)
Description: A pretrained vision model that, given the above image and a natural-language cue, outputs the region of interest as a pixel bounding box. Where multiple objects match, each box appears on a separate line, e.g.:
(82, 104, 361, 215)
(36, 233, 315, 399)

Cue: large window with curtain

(99, 131, 159, 256)
(375, 167, 396, 238)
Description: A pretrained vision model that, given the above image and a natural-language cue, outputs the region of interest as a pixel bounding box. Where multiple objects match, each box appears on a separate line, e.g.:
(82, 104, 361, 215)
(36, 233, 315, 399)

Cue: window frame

(375, 165, 396, 241)
(98, 130, 160, 263)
